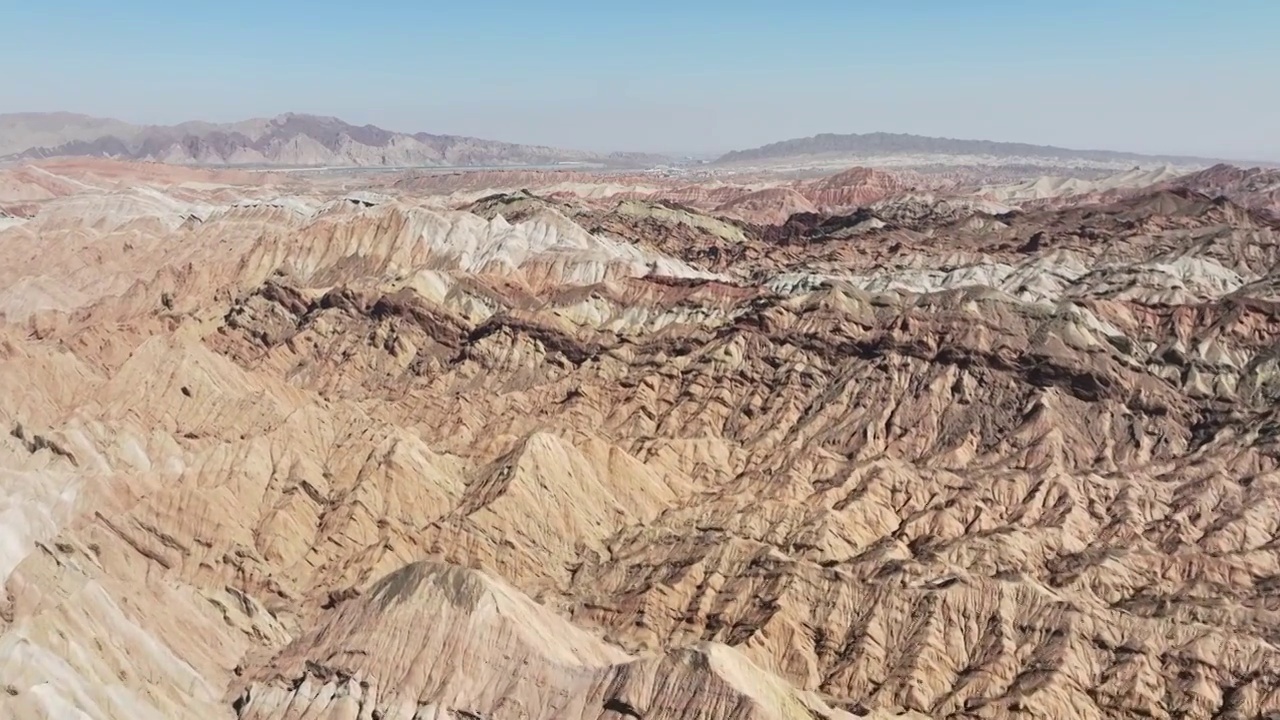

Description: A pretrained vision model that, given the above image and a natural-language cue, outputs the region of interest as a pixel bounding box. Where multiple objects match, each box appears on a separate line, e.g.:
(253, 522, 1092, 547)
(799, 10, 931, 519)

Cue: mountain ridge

(715, 130, 1254, 167)
(0, 111, 669, 168)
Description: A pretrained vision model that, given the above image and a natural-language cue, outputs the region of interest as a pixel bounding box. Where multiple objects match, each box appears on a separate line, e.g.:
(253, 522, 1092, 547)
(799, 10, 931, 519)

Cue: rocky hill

(1167, 163, 1280, 220)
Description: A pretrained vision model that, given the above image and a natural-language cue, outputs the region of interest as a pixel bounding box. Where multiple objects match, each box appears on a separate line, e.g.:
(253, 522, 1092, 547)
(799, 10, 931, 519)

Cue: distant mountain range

(0, 112, 666, 168)
(714, 132, 1236, 167)
(5, 113, 1263, 171)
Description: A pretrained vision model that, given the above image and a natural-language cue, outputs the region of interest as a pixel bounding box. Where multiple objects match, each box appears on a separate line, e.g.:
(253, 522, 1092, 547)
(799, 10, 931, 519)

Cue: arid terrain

(4, 153, 1280, 720)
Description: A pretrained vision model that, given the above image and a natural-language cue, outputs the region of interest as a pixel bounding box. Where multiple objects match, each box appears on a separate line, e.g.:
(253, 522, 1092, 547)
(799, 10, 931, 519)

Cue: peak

(270, 111, 340, 124)
(233, 561, 854, 720)
(365, 561, 492, 611)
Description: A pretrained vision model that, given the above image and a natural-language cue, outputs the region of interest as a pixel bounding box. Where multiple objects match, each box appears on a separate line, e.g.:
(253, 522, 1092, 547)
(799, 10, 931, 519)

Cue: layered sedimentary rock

(3, 159, 1280, 720)
(1168, 164, 1280, 221)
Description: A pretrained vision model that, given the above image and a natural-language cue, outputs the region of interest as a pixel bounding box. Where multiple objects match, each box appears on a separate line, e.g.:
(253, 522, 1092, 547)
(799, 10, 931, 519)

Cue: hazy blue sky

(5, 1, 1279, 159)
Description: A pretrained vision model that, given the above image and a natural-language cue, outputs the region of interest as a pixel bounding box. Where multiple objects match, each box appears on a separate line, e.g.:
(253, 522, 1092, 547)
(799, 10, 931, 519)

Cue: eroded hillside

(3, 160, 1280, 720)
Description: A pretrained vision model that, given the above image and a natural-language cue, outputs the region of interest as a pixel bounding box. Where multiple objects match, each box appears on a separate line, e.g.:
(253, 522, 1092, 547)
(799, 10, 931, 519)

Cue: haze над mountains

(5, 112, 1268, 172)
(715, 131, 1250, 168)
(0, 112, 667, 168)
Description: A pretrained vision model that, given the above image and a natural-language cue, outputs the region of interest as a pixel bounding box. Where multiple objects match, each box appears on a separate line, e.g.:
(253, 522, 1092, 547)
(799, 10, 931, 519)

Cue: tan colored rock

(3, 161, 1280, 720)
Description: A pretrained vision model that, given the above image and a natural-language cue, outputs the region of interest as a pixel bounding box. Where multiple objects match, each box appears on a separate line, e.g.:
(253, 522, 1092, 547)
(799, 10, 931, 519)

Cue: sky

(4, 0, 1279, 160)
